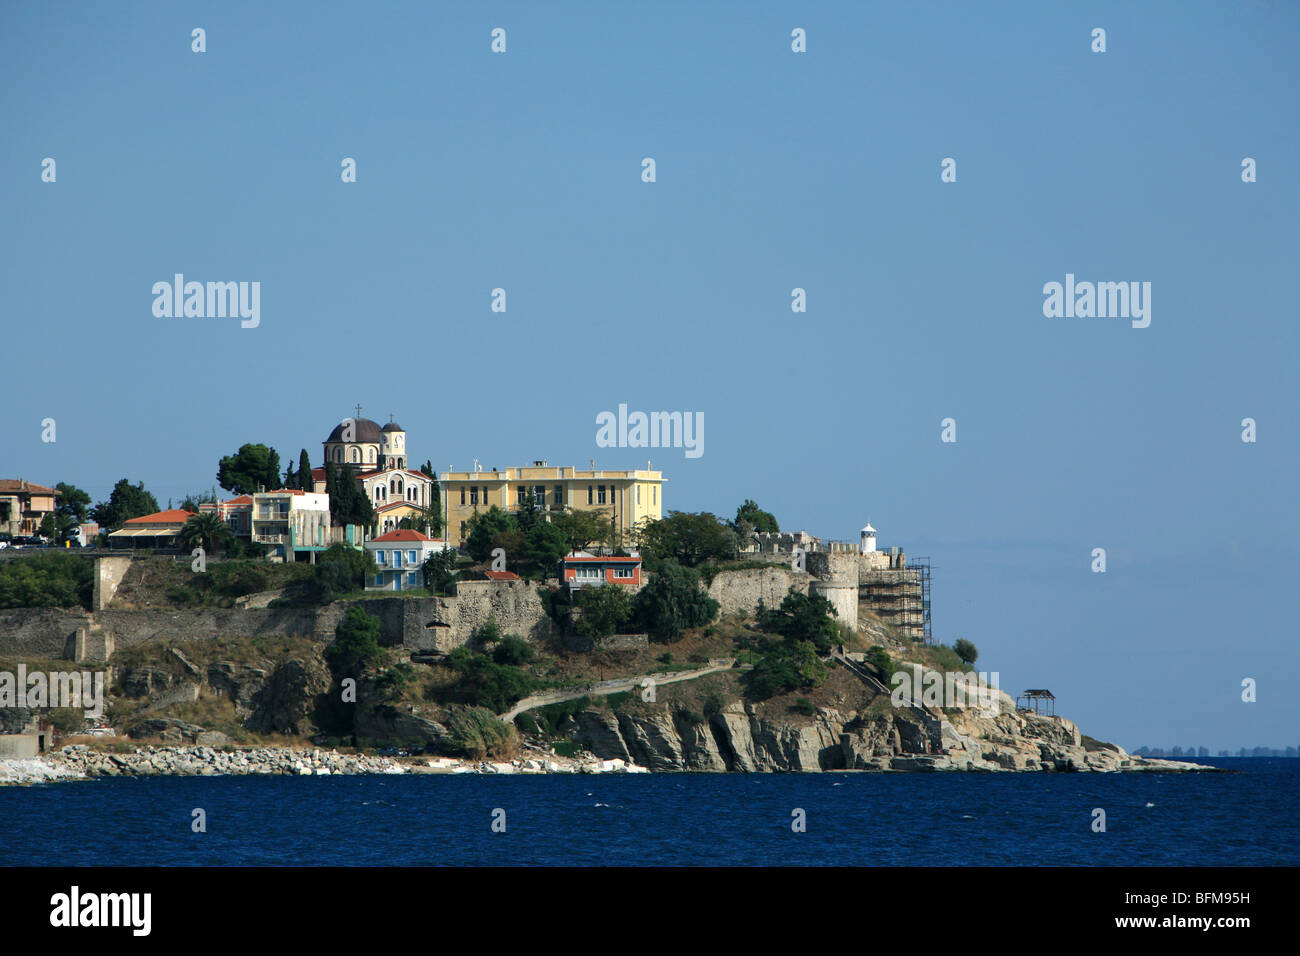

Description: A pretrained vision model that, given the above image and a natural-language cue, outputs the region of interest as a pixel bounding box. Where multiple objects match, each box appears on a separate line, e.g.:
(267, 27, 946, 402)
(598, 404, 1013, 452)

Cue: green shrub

(702, 691, 727, 718)
(446, 648, 539, 713)
(476, 617, 502, 647)
(864, 647, 893, 677)
(514, 713, 540, 736)
(534, 696, 591, 737)
(953, 638, 979, 666)
(325, 606, 382, 676)
(634, 559, 719, 643)
(746, 639, 828, 700)
(757, 589, 839, 655)
(492, 635, 535, 666)
(447, 707, 518, 759)
(0, 553, 94, 610)
(551, 739, 580, 758)
(791, 697, 816, 716)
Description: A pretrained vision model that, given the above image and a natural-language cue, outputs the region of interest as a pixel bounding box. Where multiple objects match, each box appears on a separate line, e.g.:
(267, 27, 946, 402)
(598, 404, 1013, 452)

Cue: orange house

(559, 551, 642, 590)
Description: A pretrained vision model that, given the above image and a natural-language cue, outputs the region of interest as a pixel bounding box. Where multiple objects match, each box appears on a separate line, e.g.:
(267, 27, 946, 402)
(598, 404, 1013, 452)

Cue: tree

(178, 489, 217, 513)
(38, 514, 56, 539)
(179, 513, 234, 553)
(734, 499, 779, 534)
(522, 520, 569, 577)
(325, 606, 382, 676)
(633, 511, 736, 567)
(217, 443, 282, 495)
(53, 482, 92, 539)
(575, 584, 634, 641)
(953, 638, 979, 666)
(297, 450, 313, 492)
(514, 493, 544, 534)
(758, 589, 839, 655)
(464, 506, 518, 562)
(421, 548, 458, 594)
(326, 464, 375, 528)
(551, 507, 612, 552)
(633, 559, 719, 643)
(747, 639, 827, 700)
(91, 479, 160, 531)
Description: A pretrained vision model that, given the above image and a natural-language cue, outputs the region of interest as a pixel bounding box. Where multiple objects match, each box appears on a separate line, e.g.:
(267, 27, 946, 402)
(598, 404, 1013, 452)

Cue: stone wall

(707, 566, 809, 617)
(93, 556, 132, 610)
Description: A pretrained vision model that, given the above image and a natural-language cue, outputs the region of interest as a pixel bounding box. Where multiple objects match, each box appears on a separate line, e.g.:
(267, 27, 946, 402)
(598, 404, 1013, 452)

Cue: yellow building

(440, 460, 664, 545)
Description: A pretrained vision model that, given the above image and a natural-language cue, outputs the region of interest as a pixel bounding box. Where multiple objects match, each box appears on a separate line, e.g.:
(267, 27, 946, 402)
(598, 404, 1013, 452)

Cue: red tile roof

(0, 479, 59, 495)
(369, 529, 438, 543)
(124, 509, 196, 525)
(484, 570, 521, 581)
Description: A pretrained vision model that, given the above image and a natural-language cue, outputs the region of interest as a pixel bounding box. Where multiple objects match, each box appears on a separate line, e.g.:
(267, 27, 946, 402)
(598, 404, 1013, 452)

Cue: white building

(364, 529, 450, 591)
(860, 522, 877, 554)
(250, 490, 332, 561)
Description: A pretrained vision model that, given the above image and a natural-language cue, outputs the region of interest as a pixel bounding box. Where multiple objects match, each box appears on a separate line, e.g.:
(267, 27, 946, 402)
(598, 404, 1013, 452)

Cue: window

(460, 487, 466, 506)
(554, 485, 563, 505)
(393, 551, 403, 568)
(533, 485, 545, 503)
(636, 485, 641, 505)
(351, 448, 359, 463)
(587, 485, 593, 505)
(653, 486, 657, 505)
(376, 550, 387, 565)
(408, 550, 417, 565)
(598, 486, 607, 505)
(482, 486, 488, 505)
(576, 565, 601, 579)
(613, 566, 634, 579)
(407, 572, 419, 587)
(517, 486, 527, 505)
(373, 573, 384, 587)
(470, 488, 478, 506)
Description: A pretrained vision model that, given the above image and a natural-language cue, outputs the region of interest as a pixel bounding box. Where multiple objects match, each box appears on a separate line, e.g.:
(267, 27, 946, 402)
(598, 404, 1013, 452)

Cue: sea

(0, 758, 1295, 866)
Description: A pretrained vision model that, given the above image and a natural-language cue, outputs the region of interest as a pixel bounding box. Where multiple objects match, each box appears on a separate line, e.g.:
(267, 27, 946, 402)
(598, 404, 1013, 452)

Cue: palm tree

(180, 513, 234, 553)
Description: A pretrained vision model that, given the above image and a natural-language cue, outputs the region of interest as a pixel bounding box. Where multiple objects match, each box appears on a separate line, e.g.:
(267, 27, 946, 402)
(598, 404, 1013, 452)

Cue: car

(0, 541, 8, 550)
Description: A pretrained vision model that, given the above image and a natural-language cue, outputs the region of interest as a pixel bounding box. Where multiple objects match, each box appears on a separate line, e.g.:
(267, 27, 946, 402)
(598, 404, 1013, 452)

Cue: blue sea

(1, 758, 1295, 866)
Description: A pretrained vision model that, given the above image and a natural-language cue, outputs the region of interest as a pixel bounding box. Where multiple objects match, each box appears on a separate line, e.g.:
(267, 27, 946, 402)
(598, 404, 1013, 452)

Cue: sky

(2, 1, 1297, 752)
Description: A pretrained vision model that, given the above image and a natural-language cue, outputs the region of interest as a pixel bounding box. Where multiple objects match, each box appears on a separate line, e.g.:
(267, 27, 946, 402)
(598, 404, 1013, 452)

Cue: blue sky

(3, 1, 1297, 752)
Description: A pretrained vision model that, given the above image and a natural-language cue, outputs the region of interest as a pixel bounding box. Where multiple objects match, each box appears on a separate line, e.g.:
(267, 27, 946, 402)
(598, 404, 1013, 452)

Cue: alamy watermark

(152, 274, 260, 328)
(890, 665, 1001, 718)
(595, 403, 703, 459)
(0, 666, 105, 718)
(1042, 273, 1150, 328)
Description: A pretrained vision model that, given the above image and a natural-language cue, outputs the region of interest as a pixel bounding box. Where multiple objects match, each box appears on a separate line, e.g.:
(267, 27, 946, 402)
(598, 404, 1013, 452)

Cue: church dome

(325, 418, 383, 443)
(381, 421, 404, 433)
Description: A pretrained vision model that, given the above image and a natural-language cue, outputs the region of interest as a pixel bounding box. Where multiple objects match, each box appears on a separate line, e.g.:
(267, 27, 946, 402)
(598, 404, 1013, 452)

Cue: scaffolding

(859, 555, 932, 644)
(910, 556, 932, 644)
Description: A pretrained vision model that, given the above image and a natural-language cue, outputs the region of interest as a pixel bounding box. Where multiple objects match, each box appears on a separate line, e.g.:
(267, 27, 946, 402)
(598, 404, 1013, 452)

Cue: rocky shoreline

(0, 743, 657, 785)
(0, 736, 1215, 786)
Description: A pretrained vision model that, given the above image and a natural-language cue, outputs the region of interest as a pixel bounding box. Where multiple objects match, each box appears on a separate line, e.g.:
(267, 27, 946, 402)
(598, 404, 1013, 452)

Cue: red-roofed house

(559, 551, 642, 591)
(107, 509, 196, 549)
(363, 529, 451, 591)
(0, 479, 60, 537)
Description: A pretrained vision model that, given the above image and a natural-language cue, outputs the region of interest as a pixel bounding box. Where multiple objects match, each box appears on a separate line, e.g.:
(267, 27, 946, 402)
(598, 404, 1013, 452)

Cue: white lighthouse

(860, 522, 877, 554)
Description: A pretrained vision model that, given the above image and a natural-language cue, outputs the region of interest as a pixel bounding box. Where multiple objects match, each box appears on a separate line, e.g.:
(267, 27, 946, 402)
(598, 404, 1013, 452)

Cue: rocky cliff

(563, 677, 1207, 773)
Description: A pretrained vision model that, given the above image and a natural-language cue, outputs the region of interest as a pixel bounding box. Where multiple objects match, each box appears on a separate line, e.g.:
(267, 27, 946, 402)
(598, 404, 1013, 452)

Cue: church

(311, 408, 439, 534)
